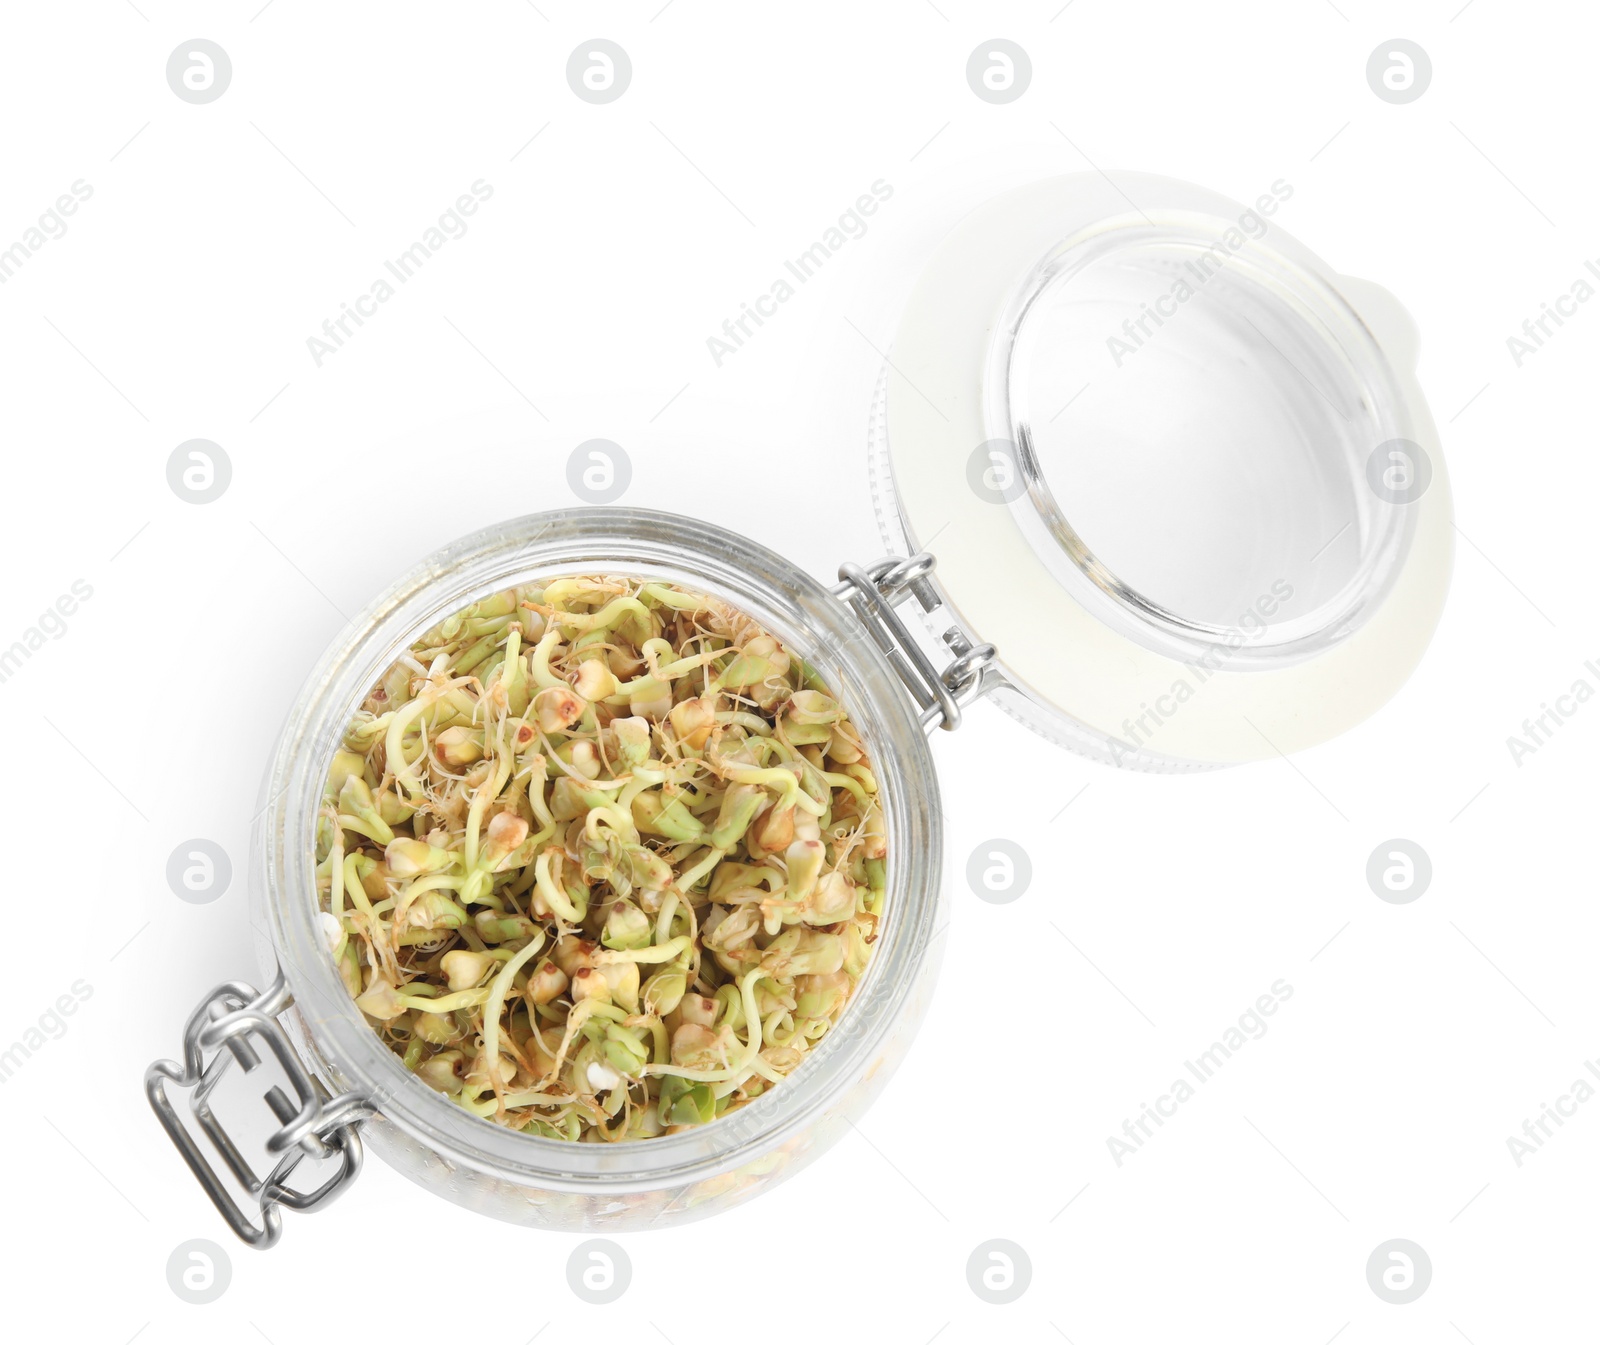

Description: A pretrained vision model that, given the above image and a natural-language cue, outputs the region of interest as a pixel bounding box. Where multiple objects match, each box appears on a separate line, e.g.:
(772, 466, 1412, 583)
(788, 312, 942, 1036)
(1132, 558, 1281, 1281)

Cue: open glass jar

(148, 511, 957, 1244)
(147, 172, 1451, 1246)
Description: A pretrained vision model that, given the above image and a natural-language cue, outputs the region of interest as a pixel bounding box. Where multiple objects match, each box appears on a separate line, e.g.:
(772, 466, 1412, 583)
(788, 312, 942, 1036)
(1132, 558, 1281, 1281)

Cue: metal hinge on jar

(834, 553, 998, 732)
(145, 973, 374, 1249)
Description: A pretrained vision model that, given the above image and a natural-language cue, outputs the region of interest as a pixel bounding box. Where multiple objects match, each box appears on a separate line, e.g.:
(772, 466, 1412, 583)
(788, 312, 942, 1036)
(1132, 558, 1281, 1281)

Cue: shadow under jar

(147, 171, 1452, 1247)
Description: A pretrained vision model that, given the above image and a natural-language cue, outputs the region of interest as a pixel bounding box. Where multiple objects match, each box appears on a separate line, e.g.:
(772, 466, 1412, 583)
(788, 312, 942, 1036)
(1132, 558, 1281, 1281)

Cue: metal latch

(146, 973, 374, 1249)
(834, 553, 997, 732)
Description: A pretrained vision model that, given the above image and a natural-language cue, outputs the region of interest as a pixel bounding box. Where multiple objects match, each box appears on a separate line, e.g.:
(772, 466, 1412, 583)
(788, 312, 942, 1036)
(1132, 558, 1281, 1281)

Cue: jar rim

(252, 507, 943, 1194)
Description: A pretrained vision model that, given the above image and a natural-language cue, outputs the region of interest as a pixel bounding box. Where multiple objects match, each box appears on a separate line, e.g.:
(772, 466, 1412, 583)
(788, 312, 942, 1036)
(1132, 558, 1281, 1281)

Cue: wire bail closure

(833, 553, 997, 732)
(145, 972, 375, 1249)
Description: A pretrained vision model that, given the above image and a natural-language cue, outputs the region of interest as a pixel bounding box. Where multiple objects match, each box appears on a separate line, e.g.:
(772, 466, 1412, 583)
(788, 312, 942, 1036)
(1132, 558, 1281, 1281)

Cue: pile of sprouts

(317, 577, 885, 1141)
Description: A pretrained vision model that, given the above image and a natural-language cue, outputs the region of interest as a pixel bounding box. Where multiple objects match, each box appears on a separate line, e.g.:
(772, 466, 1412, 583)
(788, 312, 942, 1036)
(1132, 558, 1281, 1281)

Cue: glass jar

(146, 171, 1452, 1247)
(149, 509, 955, 1244)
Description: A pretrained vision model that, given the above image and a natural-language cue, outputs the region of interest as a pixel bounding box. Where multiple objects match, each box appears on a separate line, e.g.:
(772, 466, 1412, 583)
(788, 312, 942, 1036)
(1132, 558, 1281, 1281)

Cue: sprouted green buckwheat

(317, 577, 885, 1141)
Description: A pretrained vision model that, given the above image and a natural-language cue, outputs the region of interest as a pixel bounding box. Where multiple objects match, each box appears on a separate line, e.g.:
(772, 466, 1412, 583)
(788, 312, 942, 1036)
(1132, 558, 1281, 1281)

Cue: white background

(2, 2, 1595, 1342)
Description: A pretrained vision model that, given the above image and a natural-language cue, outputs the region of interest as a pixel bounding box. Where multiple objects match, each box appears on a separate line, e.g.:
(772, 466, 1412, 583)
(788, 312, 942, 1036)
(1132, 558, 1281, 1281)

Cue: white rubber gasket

(886, 172, 1452, 765)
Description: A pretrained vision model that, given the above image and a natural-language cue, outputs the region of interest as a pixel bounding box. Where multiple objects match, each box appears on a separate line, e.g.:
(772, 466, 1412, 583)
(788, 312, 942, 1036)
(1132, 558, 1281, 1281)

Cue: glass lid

(871, 172, 1452, 769)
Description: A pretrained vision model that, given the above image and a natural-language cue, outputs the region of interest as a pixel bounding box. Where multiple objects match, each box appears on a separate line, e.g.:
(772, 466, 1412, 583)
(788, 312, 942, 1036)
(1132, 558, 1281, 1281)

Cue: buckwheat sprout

(318, 576, 885, 1141)
(533, 848, 584, 923)
(481, 931, 547, 1103)
(642, 968, 767, 1084)
(594, 935, 693, 966)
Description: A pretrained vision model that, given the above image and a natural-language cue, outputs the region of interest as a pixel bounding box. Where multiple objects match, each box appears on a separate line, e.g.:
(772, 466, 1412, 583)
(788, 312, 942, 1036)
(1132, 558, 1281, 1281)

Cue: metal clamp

(834, 553, 998, 732)
(145, 973, 375, 1249)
